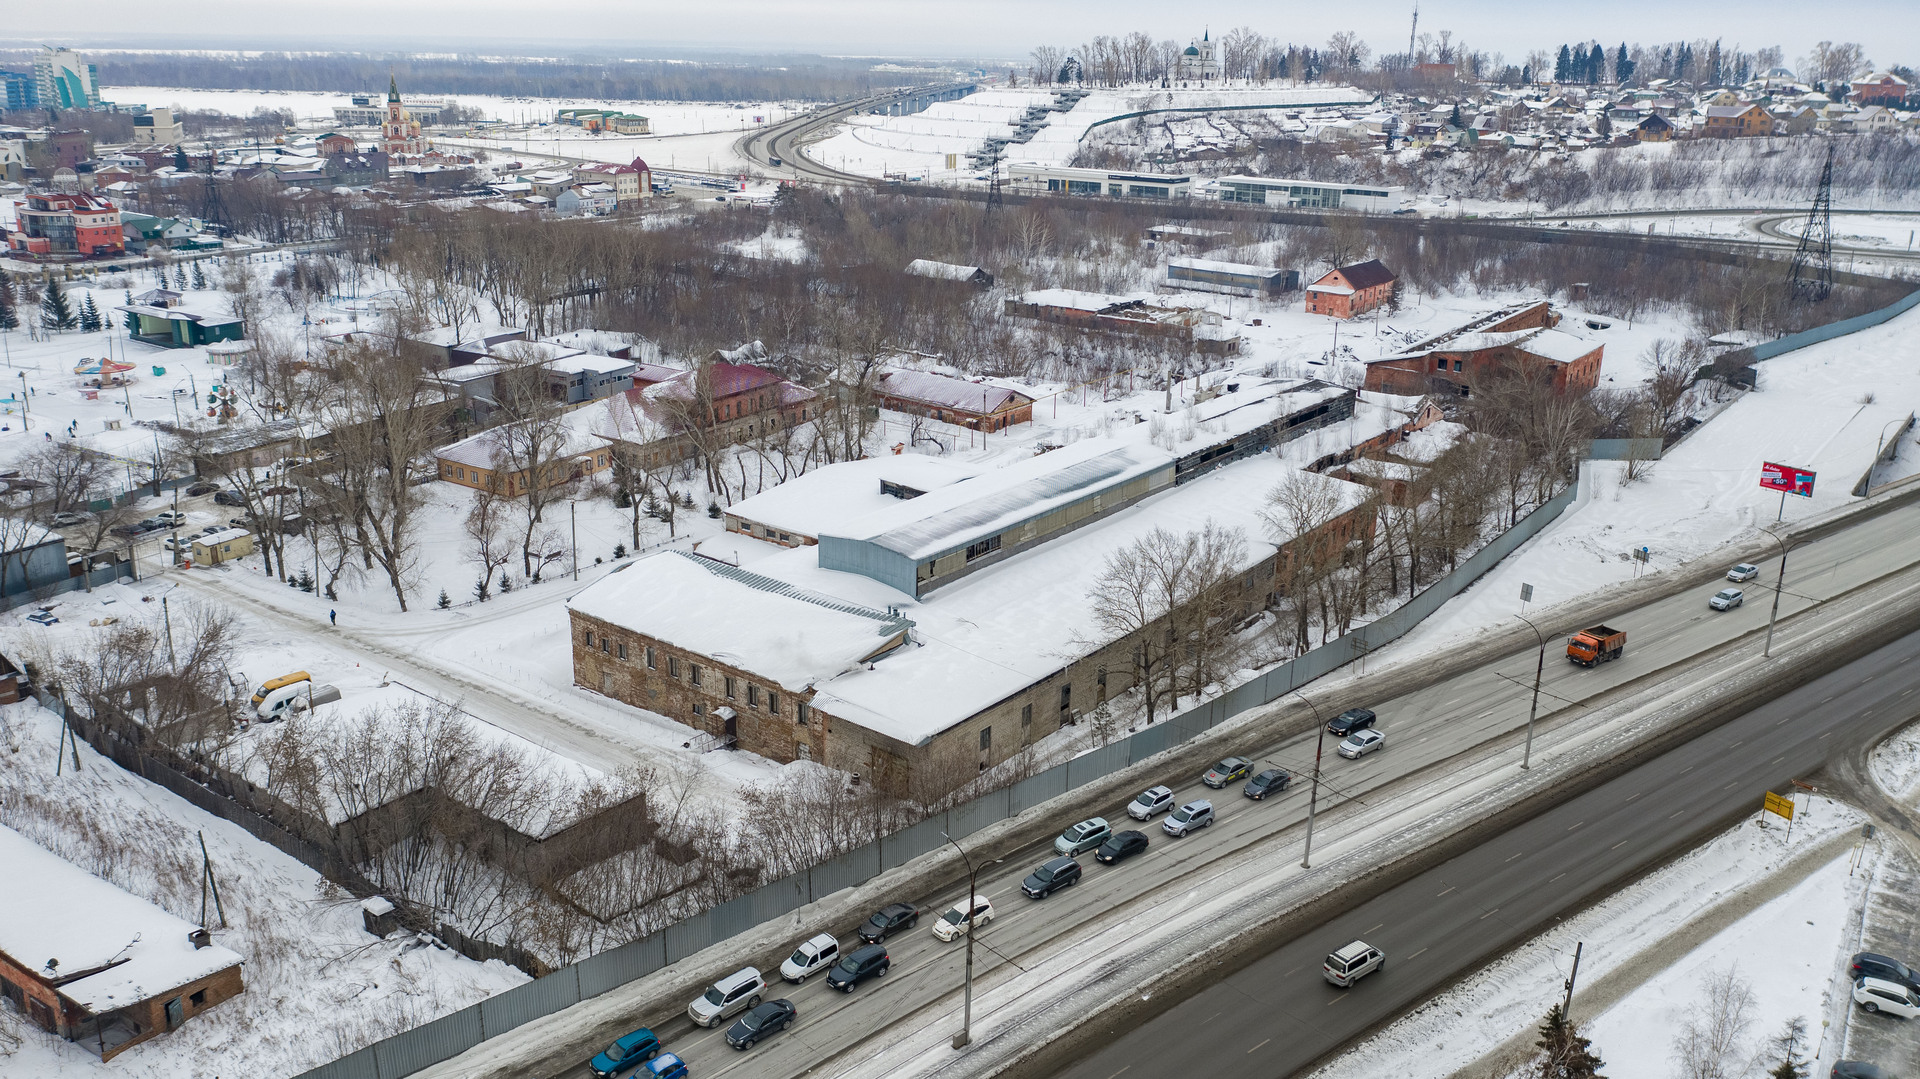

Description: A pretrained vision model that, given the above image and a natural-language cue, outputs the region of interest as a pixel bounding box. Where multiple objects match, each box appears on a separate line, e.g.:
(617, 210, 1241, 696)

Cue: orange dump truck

(1566, 625, 1625, 667)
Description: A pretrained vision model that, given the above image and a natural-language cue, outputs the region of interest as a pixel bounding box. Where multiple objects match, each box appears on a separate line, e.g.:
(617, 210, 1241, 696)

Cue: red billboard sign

(1759, 461, 1816, 497)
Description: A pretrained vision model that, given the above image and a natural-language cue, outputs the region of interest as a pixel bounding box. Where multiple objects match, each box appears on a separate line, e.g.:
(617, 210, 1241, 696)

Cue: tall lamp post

(1514, 614, 1548, 770)
(1289, 689, 1327, 869)
(1759, 526, 1803, 658)
(943, 834, 1001, 1050)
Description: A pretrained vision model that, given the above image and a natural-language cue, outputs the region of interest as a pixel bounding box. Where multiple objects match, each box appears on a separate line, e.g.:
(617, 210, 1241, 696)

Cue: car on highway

(1324, 940, 1385, 986)
(1853, 976, 1920, 1018)
(186, 482, 218, 497)
(1244, 768, 1292, 800)
(1339, 728, 1386, 759)
(857, 902, 919, 943)
(1022, 855, 1082, 898)
(826, 944, 889, 991)
(643, 1053, 688, 1079)
(687, 966, 765, 1027)
(1127, 785, 1176, 820)
(588, 1027, 661, 1078)
(1203, 757, 1252, 788)
(1709, 588, 1745, 611)
(726, 998, 797, 1050)
(1054, 816, 1112, 856)
(46, 511, 89, 527)
(1162, 800, 1214, 837)
(779, 933, 839, 982)
(1831, 1063, 1893, 1079)
(1327, 708, 1377, 737)
(1727, 563, 1760, 582)
(931, 895, 994, 941)
(214, 489, 247, 506)
(1095, 830, 1149, 865)
(1850, 952, 1920, 993)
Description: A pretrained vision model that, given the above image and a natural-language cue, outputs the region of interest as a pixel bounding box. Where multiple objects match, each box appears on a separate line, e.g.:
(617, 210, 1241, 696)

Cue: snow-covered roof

(1167, 256, 1287, 278)
(876, 369, 1033, 415)
(1305, 282, 1355, 296)
(567, 551, 912, 689)
(823, 437, 1175, 563)
(1517, 328, 1600, 364)
(1021, 288, 1141, 312)
(0, 824, 243, 1012)
(725, 455, 984, 541)
(435, 409, 608, 470)
(544, 352, 635, 376)
(1388, 420, 1469, 463)
(1343, 456, 1425, 482)
(192, 527, 251, 546)
(904, 259, 988, 282)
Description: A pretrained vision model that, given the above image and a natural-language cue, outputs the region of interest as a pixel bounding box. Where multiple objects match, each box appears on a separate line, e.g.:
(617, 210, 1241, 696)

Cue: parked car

(1324, 940, 1385, 987)
(1327, 708, 1376, 737)
(825, 944, 889, 991)
(1831, 1063, 1893, 1079)
(1022, 855, 1082, 898)
(1162, 800, 1214, 837)
(644, 1054, 687, 1079)
(1054, 816, 1112, 856)
(1851, 953, 1920, 994)
(214, 490, 247, 506)
(1244, 768, 1292, 800)
(857, 902, 918, 943)
(1203, 757, 1252, 788)
(26, 610, 58, 626)
(228, 515, 252, 529)
(186, 482, 218, 497)
(1095, 830, 1149, 865)
(162, 535, 190, 552)
(726, 998, 797, 1050)
(931, 895, 994, 941)
(1854, 976, 1920, 1018)
(779, 933, 839, 983)
(1727, 562, 1760, 582)
(154, 510, 186, 527)
(1127, 785, 1176, 820)
(687, 967, 765, 1028)
(1339, 729, 1386, 759)
(589, 1027, 661, 1078)
(47, 511, 89, 527)
(1709, 588, 1745, 611)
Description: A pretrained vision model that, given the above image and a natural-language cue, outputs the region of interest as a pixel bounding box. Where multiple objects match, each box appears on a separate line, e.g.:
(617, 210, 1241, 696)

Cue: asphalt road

(1057, 618, 1920, 1079)
(541, 500, 1920, 1079)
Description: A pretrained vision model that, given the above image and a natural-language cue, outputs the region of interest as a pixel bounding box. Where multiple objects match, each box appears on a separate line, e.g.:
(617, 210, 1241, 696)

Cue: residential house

(1634, 113, 1675, 142)
(1703, 103, 1772, 138)
(434, 408, 614, 494)
(1304, 259, 1397, 319)
(117, 289, 245, 348)
(572, 161, 650, 205)
(904, 259, 993, 287)
(1851, 72, 1910, 107)
(0, 824, 244, 1061)
(874, 369, 1035, 432)
(119, 212, 193, 254)
(1854, 106, 1900, 134)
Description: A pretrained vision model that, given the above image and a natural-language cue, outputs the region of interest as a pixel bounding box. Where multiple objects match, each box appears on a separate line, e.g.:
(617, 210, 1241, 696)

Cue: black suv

(826, 945, 889, 992)
(1022, 855, 1082, 898)
(858, 903, 918, 943)
(214, 489, 247, 507)
(1327, 708, 1377, 737)
(1851, 952, 1920, 993)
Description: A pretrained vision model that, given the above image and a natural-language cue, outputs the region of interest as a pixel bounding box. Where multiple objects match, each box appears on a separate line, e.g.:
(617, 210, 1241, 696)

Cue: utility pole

(1290, 689, 1327, 868)
(942, 834, 1000, 1049)
(571, 500, 580, 581)
(162, 594, 178, 668)
(1763, 529, 1795, 658)
(1562, 941, 1583, 1016)
(1515, 614, 1548, 769)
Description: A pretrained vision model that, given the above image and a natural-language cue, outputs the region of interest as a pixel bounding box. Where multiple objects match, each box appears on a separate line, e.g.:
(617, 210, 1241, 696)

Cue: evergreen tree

(437, 589, 451, 609)
(1616, 43, 1634, 84)
(1535, 1005, 1605, 1079)
(1522, 64, 1532, 85)
(190, 261, 207, 290)
(40, 277, 76, 331)
(1555, 45, 1573, 82)
(0, 288, 16, 333)
(1588, 45, 1606, 84)
(1449, 103, 1464, 129)
(1766, 1016, 1808, 1079)
(1596, 110, 1613, 138)
(78, 294, 101, 333)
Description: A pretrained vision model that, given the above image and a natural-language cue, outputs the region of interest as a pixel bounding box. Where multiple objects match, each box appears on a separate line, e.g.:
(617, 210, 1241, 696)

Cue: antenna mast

(1408, 3, 1419, 61)
(1787, 143, 1835, 303)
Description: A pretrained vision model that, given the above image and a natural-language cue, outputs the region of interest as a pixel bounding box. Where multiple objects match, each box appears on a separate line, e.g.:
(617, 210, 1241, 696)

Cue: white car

(1727, 563, 1760, 582)
(778, 933, 839, 983)
(1127, 785, 1176, 820)
(1339, 728, 1386, 759)
(1854, 976, 1920, 1018)
(1709, 588, 1744, 611)
(931, 895, 994, 942)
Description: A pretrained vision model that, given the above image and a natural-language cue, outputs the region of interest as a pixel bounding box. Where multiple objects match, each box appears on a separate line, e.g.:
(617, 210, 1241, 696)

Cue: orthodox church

(380, 75, 429, 157)
(1177, 31, 1222, 81)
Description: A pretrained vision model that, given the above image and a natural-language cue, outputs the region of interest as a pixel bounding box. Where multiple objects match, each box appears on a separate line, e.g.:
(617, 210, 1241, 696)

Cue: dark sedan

(1094, 830, 1149, 865)
(1244, 768, 1292, 800)
(726, 998, 797, 1049)
(857, 902, 918, 943)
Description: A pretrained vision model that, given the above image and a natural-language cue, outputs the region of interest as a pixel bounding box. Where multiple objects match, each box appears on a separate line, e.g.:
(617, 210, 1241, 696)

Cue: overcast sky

(12, 0, 1916, 69)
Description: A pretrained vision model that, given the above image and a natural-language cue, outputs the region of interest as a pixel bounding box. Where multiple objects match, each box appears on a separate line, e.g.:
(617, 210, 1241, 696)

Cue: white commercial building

(1216, 176, 1403, 213)
(1006, 163, 1195, 200)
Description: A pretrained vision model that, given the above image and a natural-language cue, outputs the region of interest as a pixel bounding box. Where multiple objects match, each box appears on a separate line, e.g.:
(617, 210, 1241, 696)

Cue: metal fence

(1745, 287, 1920, 363)
(0, 561, 138, 613)
(288, 475, 1582, 1079)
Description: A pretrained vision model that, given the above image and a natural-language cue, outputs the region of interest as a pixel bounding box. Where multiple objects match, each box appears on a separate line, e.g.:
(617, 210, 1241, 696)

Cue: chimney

(189, 929, 211, 950)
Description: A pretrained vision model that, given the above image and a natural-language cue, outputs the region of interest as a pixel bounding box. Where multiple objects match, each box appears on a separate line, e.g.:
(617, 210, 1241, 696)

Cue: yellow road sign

(1763, 791, 1795, 821)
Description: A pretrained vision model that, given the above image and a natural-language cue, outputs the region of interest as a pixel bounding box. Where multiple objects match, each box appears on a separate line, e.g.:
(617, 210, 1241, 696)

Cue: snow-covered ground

(0, 700, 528, 1078)
(1869, 719, 1920, 806)
(1310, 796, 1868, 1079)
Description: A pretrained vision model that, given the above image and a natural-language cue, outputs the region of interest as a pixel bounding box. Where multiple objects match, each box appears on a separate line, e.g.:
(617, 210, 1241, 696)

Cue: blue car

(589, 1027, 661, 1078)
(646, 1053, 688, 1079)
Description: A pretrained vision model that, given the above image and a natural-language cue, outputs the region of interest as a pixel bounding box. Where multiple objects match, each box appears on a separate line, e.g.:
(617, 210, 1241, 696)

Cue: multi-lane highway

(528, 498, 1920, 1079)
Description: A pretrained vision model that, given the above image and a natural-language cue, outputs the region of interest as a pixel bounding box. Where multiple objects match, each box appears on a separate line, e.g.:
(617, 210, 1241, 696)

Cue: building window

(1060, 684, 1072, 715)
(797, 701, 810, 725)
(617, 641, 628, 660)
(693, 702, 704, 715)
(768, 691, 779, 715)
(645, 646, 656, 669)
(668, 656, 680, 677)
(582, 627, 592, 644)
(600, 637, 609, 653)
(691, 664, 702, 687)
(1453, 360, 1464, 372)
(724, 675, 735, 699)
(965, 534, 1002, 561)
(747, 684, 759, 707)
(1434, 358, 1446, 371)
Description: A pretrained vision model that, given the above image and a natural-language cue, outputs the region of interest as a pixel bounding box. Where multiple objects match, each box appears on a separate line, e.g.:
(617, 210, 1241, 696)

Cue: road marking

(1282, 968, 1298, 978)
(1774, 757, 1786, 765)
(1437, 886, 1456, 897)
(1507, 851, 1525, 862)
(1248, 1039, 1271, 1053)
(1549, 872, 1567, 883)
(1679, 765, 1694, 774)
(1612, 840, 1630, 850)
(1407, 947, 1428, 960)
(1730, 741, 1743, 748)
(1725, 782, 1740, 790)
(1105, 1069, 1130, 1079)
(1327, 994, 1347, 1006)
(1566, 821, 1584, 831)
(1204, 1011, 1222, 1024)
(1669, 810, 1687, 819)
(1365, 923, 1383, 934)
(1821, 731, 1835, 739)
(1480, 908, 1500, 919)
(1821, 696, 1834, 704)
(1625, 791, 1642, 802)
(1778, 717, 1792, 726)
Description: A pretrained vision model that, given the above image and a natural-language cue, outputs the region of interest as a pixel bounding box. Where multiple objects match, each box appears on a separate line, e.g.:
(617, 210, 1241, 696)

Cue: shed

(190, 528, 254, 566)
(905, 259, 993, 287)
(874, 369, 1036, 431)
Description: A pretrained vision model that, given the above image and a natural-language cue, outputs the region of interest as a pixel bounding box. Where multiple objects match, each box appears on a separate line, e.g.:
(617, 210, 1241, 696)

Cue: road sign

(1763, 790, 1795, 821)
(1760, 461, 1816, 497)
(1520, 583, 1534, 603)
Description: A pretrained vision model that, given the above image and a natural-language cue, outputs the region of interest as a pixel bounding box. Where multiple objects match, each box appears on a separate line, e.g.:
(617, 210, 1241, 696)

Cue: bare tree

(1671, 966, 1758, 1079)
(1086, 527, 1189, 725)
(487, 347, 582, 578)
(464, 489, 514, 600)
(1262, 471, 1355, 652)
(321, 331, 442, 610)
(1173, 521, 1252, 700)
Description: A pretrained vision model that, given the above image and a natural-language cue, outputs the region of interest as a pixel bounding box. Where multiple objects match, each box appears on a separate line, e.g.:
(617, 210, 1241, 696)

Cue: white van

(256, 683, 340, 721)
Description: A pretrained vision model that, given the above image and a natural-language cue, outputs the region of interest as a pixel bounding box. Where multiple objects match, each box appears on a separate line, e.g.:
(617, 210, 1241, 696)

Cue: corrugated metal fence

(287, 477, 1582, 1079)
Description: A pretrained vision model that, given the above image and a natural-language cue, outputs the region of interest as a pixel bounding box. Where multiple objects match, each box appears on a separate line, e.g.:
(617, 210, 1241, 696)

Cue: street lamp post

(1514, 614, 1548, 769)
(1760, 527, 1800, 658)
(1289, 689, 1327, 869)
(942, 834, 1000, 1050)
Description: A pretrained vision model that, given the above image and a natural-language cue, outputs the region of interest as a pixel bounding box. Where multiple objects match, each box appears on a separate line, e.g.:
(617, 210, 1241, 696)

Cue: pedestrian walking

(328, 609, 337, 626)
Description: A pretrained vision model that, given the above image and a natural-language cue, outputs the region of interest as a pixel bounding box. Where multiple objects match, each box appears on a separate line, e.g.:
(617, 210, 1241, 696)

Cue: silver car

(688, 967, 765, 1028)
(1127, 786, 1175, 820)
(1709, 588, 1744, 611)
(1726, 563, 1759, 582)
(1054, 817, 1112, 856)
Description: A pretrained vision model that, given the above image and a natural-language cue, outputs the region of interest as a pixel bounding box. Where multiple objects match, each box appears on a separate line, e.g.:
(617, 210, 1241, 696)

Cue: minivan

(1324, 940, 1385, 987)
(779, 933, 839, 983)
(688, 967, 765, 1027)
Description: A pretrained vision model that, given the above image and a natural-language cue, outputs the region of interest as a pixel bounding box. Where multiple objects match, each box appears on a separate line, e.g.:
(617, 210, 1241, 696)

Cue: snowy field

(1310, 796, 1869, 1079)
(0, 700, 528, 1078)
(1869, 719, 1920, 806)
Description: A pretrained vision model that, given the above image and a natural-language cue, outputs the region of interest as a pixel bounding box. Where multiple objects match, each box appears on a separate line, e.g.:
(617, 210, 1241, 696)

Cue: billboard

(1759, 461, 1816, 497)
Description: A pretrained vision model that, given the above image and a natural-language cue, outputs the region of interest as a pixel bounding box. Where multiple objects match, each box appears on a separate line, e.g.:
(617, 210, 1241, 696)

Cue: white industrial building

(1006, 163, 1196, 200)
(1216, 176, 1403, 213)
